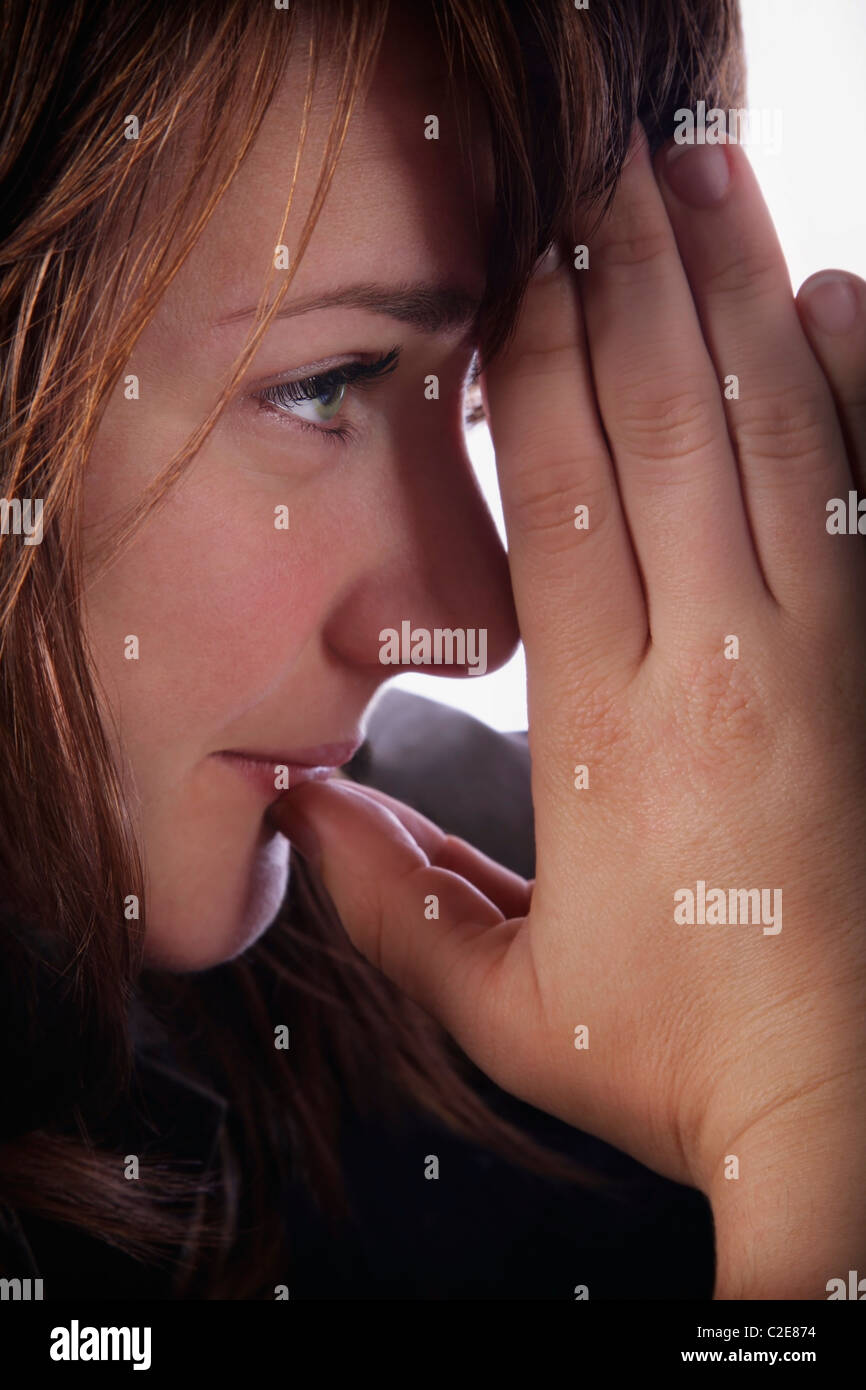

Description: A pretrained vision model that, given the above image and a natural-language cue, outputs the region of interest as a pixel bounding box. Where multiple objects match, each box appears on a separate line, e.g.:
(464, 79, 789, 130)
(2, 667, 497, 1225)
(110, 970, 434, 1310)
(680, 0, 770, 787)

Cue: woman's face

(81, 20, 519, 971)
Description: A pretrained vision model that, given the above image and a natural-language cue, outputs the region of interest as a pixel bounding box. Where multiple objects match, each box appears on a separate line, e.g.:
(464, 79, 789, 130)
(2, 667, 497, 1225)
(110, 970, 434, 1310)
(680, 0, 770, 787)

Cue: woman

(1, 0, 863, 1300)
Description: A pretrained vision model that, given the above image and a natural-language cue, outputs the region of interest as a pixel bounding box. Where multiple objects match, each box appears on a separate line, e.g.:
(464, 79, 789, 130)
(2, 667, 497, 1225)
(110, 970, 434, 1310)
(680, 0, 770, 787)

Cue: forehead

(173, 12, 495, 328)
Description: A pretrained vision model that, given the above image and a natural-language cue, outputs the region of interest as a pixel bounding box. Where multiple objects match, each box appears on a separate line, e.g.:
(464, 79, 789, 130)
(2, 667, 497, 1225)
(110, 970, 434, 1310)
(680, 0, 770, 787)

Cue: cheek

(84, 472, 329, 760)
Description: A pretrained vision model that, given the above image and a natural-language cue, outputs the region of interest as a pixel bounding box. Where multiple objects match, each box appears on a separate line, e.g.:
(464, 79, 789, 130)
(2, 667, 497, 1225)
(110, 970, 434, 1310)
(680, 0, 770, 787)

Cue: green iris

(307, 381, 346, 421)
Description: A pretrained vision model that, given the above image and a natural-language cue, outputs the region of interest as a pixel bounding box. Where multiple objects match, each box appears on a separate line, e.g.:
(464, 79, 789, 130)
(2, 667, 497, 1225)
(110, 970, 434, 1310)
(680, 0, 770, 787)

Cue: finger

(796, 271, 866, 488)
(332, 778, 532, 919)
(265, 780, 536, 1061)
(655, 137, 860, 617)
(578, 123, 761, 638)
(482, 242, 648, 696)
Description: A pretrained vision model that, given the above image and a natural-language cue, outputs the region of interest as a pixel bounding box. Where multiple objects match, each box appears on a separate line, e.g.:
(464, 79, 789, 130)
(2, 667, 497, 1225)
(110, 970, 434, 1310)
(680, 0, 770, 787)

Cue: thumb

(266, 778, 525, 1056)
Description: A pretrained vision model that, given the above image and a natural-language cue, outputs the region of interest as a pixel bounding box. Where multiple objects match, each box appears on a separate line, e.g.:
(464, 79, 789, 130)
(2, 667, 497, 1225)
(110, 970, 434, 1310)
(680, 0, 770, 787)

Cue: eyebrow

(215, 282, 482, 336)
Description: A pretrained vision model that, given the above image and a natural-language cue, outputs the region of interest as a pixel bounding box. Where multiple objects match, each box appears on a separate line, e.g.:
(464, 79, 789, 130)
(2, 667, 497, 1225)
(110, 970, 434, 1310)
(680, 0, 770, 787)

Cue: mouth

(214, 740, 362, 800)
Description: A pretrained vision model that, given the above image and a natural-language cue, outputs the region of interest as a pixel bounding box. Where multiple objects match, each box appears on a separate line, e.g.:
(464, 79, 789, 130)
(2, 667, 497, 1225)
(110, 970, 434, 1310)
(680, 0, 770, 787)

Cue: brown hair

(0, 0, 745, 1297)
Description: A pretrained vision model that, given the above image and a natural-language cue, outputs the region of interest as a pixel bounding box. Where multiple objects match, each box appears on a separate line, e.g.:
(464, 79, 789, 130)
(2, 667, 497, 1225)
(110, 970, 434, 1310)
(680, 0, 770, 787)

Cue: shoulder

(343, 688, 534, 877)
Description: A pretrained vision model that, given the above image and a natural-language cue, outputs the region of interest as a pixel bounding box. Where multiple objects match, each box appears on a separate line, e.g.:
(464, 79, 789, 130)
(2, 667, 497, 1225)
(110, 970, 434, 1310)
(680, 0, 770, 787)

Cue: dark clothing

(0, 690, 714, 1299)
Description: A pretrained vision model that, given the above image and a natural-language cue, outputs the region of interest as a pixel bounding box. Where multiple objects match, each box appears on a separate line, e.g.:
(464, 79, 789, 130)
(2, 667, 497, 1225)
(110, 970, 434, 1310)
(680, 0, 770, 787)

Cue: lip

(214, 740, 362, 799)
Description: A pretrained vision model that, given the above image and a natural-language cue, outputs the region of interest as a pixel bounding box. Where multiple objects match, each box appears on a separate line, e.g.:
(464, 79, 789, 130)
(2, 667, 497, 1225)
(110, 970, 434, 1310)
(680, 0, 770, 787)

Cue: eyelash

(254, 346, 484, 444)
(256, 348, 400, 444)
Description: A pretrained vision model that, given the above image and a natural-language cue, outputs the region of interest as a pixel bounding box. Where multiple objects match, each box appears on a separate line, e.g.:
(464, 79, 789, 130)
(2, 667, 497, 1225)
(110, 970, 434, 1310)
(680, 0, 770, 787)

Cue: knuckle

(552, 670, 633, 766)
(504, 343, 579, 388)
(612, 382, 717, 463)
(663, 650, 773, 782)
(591, 222, 672, 279)
(734, 382, 830, 469)
(506, 455, 610, 547)
(700, 243, 784, 303)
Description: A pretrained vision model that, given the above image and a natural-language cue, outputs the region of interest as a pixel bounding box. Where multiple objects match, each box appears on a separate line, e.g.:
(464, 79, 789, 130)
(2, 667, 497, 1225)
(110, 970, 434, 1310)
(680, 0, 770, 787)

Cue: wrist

(707, 1077, 866, 1300)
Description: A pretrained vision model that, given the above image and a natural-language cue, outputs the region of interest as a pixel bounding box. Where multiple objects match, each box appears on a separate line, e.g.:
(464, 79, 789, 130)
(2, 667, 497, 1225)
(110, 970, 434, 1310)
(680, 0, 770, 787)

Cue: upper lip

(217, 739, 362, 768)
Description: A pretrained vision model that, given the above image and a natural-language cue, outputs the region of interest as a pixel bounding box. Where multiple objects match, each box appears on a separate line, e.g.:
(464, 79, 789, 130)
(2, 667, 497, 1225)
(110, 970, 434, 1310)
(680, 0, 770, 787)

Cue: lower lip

(215, 753, 339, 800)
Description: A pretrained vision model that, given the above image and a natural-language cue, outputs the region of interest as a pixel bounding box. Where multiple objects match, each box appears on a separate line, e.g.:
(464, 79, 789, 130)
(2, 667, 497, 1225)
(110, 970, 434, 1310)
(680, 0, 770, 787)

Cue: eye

(274, 379, 347, 425)
(255, 349, 400, 440)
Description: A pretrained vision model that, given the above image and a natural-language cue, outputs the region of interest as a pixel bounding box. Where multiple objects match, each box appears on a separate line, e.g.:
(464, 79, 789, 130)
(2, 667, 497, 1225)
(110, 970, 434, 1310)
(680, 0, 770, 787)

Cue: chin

(142, 827, 291, 974)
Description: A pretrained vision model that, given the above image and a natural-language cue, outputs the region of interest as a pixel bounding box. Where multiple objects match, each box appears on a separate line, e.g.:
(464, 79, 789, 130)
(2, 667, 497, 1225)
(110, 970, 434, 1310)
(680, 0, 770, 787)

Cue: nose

(322, 411, 520, 685)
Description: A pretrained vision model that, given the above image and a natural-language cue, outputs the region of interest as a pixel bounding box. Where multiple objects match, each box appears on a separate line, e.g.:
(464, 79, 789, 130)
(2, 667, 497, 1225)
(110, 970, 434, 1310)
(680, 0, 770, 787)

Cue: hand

(268, 125, 866, 1296)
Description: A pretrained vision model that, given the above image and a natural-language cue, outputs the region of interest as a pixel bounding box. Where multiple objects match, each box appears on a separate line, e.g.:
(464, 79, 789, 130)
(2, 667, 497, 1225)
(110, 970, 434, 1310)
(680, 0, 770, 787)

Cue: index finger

(482, 237, 646, 702)
(325, 779, 533, 921)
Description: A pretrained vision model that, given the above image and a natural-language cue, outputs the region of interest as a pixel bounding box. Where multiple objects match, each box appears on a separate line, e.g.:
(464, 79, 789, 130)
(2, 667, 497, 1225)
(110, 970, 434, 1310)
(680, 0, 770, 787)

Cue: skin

(80, 8, 866, 1300)
(269, 129, 866, 1298)
(81, 19, 517, 972)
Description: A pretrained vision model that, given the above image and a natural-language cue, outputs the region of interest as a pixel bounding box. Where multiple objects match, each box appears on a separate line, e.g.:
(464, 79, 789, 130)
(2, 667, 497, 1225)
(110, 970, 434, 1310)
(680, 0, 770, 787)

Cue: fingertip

(267, 793, 322, 869)
(268, 775, 428, 869)
(798, 270, 862, 337)
(622, 118, 651, 171)
(530, 241, 563, 279)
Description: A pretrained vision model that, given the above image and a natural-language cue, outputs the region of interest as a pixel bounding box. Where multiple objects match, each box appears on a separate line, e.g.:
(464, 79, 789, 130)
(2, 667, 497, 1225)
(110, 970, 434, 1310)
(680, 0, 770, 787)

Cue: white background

(390, 0, 866, 731)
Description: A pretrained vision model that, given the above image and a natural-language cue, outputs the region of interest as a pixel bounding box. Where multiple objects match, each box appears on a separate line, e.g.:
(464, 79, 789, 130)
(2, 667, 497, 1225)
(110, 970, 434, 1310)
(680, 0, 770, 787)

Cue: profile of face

(80, 16, 520, 972)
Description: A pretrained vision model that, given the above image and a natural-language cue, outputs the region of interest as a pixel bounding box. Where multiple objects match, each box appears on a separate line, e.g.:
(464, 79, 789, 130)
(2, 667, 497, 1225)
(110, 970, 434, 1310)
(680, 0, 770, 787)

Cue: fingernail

(800, 273, 858, 336)
(531, 242, 561, 278)
(663, 141, 732, 207)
